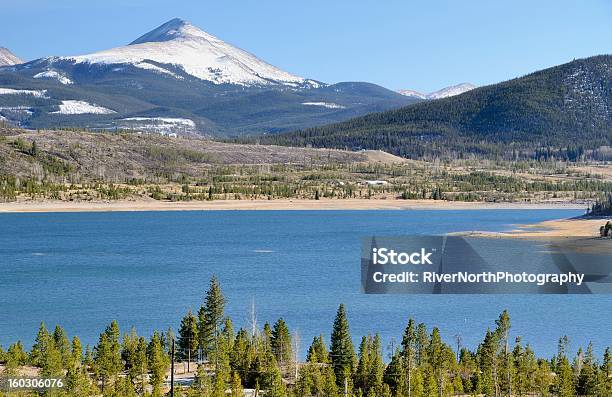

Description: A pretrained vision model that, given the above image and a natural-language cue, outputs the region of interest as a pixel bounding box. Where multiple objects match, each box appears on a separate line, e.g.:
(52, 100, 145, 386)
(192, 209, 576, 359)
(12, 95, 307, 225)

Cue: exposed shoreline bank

(0, 198, 587, 213)
(460, 217, 608, 238)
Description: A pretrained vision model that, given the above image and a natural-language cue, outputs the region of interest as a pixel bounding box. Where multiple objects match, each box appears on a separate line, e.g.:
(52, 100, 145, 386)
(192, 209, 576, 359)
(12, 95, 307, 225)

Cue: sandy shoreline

(461, 218, 609, 238)
(0, 198, 587, 213)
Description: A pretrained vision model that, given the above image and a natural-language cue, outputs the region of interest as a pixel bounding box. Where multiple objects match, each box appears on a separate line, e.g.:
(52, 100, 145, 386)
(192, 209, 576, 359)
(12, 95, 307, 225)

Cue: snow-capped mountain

(0, 47, 23, 66)
(398, 83, 476, 100)
(0, 18, 417, 135)
(59, 18, 317, 87)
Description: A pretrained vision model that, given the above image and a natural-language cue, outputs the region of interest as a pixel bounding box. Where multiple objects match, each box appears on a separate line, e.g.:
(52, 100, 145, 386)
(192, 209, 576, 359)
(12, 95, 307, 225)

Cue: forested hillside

(261, 56, 612, 160)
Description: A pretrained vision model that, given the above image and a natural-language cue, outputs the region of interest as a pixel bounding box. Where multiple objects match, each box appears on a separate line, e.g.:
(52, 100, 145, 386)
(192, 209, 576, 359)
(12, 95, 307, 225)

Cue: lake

(1, 209, 610, 359)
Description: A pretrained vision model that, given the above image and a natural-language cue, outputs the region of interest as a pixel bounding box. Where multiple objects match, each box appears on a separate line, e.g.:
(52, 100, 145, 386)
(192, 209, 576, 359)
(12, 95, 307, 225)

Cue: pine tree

(555, 356, 575, 397)
(369, 334, 384, 394)
(94, 320, 122, 392)
(428, 327, 448, 397)
(53, 325, 71, 368)
(179, 310, 199, 366)
(415, 323, 429, 365)
(231, 328, 253, 382)
(199, 276, 226, 358)
(231, 371, 245, 397)
(30, 322, 64, 377)
(114, 376, 138, 397)
(601, 347, 612, 396)
(213, 364, 227, 397)
(213, 324, 233, 385)
(494, 310, 512, 396)
(65, 335, 97, 397)
(71, 336, 83, 368)
(306, 334, 329, 364)
(355, 336, 371, 393)
(476, 328, 497, 396)
(94, 333, 113, 392)
(330, 304, 356, 389)
(458, 348, 477, 394)
(383, 348, 403, 393)
(135, 336, 149, 394)
(4, 342, 27, 374)
(31, 321, 50, 367)
(267, 363, 288, 397)
(271, 318, 293, 364)
(148, 331, 170, 397)
(84, 344, 94, 371)
(222, 318, 235, 351)
(65, 362, 97, 397)
(576, 342, 598, 396)
(262, 322, 273, 352)
(535, 359, 553, 397)
(401, 318, 417, 397)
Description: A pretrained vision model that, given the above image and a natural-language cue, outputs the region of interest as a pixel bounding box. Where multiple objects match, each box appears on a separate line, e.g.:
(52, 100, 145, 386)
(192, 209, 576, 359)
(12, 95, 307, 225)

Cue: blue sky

(2, 0, 611, 92)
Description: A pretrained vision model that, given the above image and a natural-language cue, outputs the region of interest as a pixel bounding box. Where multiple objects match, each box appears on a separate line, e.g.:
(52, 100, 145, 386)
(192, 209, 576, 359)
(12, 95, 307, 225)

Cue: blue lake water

(1, 209, 610, 359)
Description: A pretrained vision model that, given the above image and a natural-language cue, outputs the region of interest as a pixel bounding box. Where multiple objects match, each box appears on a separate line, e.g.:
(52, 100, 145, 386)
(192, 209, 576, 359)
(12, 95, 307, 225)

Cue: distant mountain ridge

(0, 18, 416, 135)
(0, 47, 22, 66)
(398, 83, 476, 99)
(261, 55, 612, 160)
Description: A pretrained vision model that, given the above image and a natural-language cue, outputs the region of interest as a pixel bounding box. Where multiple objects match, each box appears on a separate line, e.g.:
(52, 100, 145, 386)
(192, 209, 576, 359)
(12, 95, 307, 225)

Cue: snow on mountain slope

(119, 117, 197, 135)
(0, 88, 48, 98)
(426, 83, 476, 99)
(33, 70, 73, 85)
(397, 89, 427, 99)
(62, 18, 317, 87)
(0, 47, 23, 66)
(397, 83, 476, 100)
(52, 100, 115, 115)
(302, 102, 346, 109)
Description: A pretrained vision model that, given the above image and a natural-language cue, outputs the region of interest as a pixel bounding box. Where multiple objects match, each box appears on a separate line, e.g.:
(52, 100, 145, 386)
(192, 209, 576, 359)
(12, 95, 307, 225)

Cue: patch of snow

(51, 100, 116, 115)
(123, 117, 195, 127)
(33, 70, 73, 85)
(134, 62, 183, 79)
(397, 89, 427, 99)
(0, 106, 33, 115)
(302, 102, 346, 109)
(427, 83, 476, 99)
(119, 117, 197, 135)
(397, 83, 477, 100)
(63, 18, 317, 87)
(0, 88, 48, 98)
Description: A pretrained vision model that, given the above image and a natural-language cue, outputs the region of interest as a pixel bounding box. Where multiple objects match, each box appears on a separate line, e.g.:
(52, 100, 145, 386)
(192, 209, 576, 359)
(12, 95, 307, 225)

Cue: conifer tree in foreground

(179, 309, 199, 367)
(271, 318, 293, 364)
(198, 275, 226, 358)
(330, 303, 356, 390)
(4, 278, 612, 397)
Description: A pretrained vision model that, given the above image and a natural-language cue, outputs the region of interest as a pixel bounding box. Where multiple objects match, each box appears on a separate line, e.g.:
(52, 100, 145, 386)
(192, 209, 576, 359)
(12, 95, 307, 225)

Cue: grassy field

(1, 127, 611, 205)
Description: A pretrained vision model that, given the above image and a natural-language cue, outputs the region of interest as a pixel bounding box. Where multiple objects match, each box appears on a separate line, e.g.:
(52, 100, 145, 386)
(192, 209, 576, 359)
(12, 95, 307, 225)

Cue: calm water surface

(1, 209, 610, 358)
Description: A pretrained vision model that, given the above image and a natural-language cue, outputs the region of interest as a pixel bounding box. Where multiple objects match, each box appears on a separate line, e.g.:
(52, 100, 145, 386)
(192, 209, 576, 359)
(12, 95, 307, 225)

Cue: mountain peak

(129, 18, 201, 45)
(0, 47, 23, 66)
(65, 19, 316, 87)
